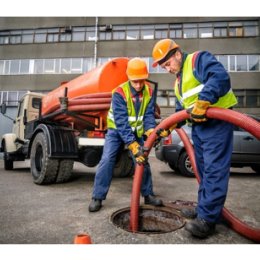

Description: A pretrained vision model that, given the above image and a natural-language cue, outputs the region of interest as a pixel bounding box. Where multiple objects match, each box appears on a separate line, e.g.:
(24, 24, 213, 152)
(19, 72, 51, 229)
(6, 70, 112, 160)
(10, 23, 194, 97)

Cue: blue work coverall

(92, 83, 156, 201)
(176, 51, 234, 223)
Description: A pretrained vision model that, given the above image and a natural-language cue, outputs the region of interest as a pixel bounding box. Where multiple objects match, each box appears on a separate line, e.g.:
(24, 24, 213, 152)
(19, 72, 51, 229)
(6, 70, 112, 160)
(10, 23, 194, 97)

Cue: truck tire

(3, 143, 14, 170)
(178, 151, 195, 177)
(30, 132, 59, 185)
(56, 160, 74, 183)
(113, 150, 134, 178)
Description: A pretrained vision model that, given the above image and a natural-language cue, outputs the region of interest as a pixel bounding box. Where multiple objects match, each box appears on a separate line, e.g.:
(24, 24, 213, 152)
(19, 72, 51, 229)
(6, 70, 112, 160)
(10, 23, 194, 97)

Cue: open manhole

(111, 205, 185, 234)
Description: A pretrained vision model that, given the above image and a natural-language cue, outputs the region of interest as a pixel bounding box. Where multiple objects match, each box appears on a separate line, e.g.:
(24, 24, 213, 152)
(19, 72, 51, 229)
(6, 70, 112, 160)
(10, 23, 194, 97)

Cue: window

(246, 90, 258, 107)
(155, 24, 168, 39)
(244, 21, 258, 37)
(214, 22, 227, 37)
(217, 55, 228, 70)
(60, 58, 71, 74)
(71, 58, 83, 73)
(234, 90, 260, 108)
(0, 60, 4, 75)
(229, 22, 243, 37)
(183, 23, 197, 38)
(44, 59, 55, 74)
(34, 59, 44, 74)
(32, 98, 41, 109)
(46, 29, 59, 42)
(229, 55, 236, 71)
(141, 25, 154, 40)
(99, 31, 112, 40)
(86, 27, 96, 41)
(35, 29, 47, 43)
(10, 30, 22, 44)
(113, 25, 126, 40)
(169, 24, 182, 38)
(237, 55, 247, 71)
(249, 55, 259, 71)
(126, 25, 139, 40)
(199, 23, 213, 38)
(10, 60, 20, 74)
(20, 60, 30, 74)
(21, 30, 34, 43)
(60, 33, 71, 42)
(72, 27, 85, 41)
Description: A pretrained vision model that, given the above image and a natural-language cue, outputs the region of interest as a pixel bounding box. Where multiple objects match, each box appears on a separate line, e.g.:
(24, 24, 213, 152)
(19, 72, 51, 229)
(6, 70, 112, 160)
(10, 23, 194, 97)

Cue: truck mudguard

(29, 124, 78, 159)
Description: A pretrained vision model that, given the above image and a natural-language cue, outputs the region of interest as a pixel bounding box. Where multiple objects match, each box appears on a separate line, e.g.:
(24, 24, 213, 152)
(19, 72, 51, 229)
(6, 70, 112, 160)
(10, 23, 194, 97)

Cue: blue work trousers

(192, 119, 233, 223)
(92, 129, 154, 200)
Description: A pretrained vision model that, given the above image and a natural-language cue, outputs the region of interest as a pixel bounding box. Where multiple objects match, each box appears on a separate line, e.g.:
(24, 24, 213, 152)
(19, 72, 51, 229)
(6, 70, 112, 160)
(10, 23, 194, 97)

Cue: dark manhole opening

(111, 205, 185, 234)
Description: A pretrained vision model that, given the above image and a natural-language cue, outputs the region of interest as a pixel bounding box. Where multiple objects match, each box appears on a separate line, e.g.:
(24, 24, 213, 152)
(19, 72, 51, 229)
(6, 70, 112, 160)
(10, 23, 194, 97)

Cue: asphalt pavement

(0, 153, 259, 245)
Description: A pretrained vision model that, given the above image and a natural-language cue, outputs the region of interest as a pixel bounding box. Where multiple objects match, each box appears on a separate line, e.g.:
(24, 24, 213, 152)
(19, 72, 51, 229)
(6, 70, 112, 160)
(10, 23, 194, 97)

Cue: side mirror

(1, 103, 7, 114)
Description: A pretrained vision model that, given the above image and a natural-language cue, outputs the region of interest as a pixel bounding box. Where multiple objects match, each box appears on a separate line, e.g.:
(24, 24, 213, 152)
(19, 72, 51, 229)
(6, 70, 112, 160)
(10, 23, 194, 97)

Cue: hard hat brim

(128, 73, 149, 80)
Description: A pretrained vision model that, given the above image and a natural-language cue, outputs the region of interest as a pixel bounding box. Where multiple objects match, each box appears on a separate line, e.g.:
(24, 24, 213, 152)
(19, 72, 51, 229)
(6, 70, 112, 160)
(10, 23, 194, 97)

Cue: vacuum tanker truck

(0, 58, 159, 184)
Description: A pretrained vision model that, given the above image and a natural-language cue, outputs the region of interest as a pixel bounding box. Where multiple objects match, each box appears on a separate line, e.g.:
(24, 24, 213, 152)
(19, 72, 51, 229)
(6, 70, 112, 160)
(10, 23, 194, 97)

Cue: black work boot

(144, 195, 163, 206)
(88, 199, 102, 212)
(181, 207, 197, 219)
(185, 217, 216, 238)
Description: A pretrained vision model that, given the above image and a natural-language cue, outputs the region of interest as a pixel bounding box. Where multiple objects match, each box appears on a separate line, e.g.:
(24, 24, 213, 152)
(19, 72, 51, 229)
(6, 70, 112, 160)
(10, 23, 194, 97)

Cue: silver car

(155, 117, 260, 177)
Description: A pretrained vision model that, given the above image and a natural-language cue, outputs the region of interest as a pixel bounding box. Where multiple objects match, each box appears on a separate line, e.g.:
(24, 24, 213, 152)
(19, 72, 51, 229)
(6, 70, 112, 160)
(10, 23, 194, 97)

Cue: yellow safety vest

(107, 81, 152, 138)
(174, 52, 237, 109)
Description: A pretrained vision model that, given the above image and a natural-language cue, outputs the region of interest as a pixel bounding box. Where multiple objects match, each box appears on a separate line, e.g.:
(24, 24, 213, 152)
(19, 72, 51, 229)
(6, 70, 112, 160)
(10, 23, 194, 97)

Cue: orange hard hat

(126, 58, 149, 80)
(152, 39, 179, 67)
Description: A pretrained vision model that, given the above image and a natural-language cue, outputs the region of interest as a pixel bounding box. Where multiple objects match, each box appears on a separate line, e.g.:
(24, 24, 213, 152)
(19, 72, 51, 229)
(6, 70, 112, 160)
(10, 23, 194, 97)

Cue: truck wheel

(30, 132, 59, 185)
(113, 150, 134, 178)
(178, 151, 195, 177)
(3, 144, 14, 170)
(56, 160, 74, 183)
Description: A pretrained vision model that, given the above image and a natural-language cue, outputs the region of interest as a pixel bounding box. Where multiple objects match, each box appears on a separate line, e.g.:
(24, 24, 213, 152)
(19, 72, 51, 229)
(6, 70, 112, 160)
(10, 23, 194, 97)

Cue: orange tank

(41, 57, 129, 116)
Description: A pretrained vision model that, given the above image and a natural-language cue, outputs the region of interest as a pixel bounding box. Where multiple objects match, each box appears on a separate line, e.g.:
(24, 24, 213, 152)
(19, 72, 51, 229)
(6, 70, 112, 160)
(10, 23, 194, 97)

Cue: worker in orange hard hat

(152, 39, 237, 238)
(89, 57, 164, 212)
(152, 38, 180, 68)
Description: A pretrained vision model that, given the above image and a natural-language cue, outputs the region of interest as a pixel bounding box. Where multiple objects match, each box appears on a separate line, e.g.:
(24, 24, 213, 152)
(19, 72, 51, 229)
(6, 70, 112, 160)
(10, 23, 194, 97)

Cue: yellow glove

(143, 128, 154, 140)
(156, 124, 177, 138)
(190, 100, 211, 123)
(128, 141, 146, 164)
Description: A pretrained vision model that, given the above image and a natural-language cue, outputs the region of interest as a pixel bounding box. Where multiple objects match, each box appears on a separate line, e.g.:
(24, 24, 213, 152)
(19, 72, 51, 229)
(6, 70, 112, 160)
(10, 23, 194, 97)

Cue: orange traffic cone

(74, 233, 92, 244)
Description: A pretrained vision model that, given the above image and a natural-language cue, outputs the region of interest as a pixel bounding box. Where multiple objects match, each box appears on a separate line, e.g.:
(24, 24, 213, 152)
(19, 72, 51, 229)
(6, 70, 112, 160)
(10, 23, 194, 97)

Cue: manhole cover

(111, 205, 185, 234)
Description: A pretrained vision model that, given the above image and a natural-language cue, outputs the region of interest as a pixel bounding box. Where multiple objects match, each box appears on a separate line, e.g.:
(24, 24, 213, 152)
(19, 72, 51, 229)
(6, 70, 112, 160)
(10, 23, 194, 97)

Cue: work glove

(154, 124, 177, 147)
(143, 128, 154, 141)
(156, 124, 177, 138)
(128, 141, 146, 164)
(189, 100, 211, 123)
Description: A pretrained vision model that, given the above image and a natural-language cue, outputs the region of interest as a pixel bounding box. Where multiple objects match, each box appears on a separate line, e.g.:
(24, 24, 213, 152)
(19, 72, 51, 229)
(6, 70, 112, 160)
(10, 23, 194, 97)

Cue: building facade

(0, 17, 260, 135)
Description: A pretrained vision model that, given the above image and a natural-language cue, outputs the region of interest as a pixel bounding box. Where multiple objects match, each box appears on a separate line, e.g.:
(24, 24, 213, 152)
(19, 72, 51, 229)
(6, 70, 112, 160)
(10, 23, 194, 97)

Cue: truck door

(27, 96, 41, 122)
(13, 98, 25, 140)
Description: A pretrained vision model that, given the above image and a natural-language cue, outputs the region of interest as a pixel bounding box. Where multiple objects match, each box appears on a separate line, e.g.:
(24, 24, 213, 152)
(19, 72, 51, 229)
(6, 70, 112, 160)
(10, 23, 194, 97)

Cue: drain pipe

(129, 108, 260, 242)
(94, 16, 99, 68)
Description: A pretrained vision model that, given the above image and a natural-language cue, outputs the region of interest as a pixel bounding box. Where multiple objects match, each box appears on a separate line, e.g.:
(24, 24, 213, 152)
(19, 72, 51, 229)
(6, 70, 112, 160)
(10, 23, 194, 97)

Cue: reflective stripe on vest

(174, 52, 238, 109)
(107, 81, 152, 138)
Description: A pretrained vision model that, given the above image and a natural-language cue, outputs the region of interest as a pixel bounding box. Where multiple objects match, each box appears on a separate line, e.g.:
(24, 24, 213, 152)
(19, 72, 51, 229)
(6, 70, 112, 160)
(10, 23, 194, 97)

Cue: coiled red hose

(130, 108, 260, 242)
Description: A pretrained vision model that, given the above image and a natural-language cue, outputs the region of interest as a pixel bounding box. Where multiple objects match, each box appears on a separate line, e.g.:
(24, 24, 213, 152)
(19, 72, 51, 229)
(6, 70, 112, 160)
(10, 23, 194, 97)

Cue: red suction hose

(129, 108, 260, 242)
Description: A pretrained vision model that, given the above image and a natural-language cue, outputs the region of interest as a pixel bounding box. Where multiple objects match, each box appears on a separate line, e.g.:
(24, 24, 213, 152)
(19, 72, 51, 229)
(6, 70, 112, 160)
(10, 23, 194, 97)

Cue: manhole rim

(110, 205, 186, 234)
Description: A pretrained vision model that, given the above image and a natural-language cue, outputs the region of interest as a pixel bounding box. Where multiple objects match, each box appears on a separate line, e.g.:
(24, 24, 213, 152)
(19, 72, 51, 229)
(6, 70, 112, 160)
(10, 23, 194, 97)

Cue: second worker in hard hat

(152, 39, 237, 238)
(88, 57, 163, 212)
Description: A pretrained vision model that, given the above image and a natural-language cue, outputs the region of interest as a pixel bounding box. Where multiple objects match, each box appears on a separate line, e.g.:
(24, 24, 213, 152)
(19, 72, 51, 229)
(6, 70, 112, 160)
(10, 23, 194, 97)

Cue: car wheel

(168, 162, 178, 172)
(113, 150, 134, 178)
(251, 165, 260, 174)
(178, 151, 195, 177)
